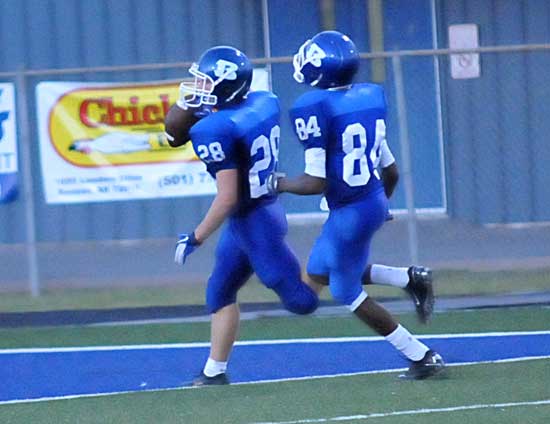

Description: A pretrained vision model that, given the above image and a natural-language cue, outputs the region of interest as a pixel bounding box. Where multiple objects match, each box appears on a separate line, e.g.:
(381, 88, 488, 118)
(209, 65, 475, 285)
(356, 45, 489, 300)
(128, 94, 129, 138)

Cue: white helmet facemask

(178, 64, 218, 108)
(178, 60, 242, 108)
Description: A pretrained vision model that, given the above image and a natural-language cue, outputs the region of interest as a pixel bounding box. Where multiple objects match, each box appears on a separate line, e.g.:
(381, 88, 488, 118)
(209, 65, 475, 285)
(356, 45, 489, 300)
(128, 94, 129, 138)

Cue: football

(164, 104, 201, 147)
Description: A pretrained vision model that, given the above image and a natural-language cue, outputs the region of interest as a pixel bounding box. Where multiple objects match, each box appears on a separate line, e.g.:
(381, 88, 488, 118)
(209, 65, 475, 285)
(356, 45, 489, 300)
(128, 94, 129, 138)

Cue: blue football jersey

(289, 83, 386, 209)
(190, 91, 280, 212)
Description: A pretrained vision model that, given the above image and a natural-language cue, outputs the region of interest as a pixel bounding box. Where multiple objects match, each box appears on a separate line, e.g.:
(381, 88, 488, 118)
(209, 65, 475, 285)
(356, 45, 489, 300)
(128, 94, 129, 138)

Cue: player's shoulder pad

(247, 90, 278, 101)
(189, 110, 235, 140)
(246, 90, 280, 115)
(291, 89, 329, 110)
(354, 83, 387, 108)
(246, 90, 279, 110)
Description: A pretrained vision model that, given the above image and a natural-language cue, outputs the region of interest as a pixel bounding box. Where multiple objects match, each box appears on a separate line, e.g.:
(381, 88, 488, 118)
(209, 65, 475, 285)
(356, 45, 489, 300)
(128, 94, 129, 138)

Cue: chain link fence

(1, 45, 549, 309)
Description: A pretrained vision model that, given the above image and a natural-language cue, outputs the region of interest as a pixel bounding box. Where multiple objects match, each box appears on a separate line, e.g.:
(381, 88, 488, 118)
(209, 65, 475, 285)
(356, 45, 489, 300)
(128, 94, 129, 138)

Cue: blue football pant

(206, 200, 318, 315)
(307, 188, 388, 307)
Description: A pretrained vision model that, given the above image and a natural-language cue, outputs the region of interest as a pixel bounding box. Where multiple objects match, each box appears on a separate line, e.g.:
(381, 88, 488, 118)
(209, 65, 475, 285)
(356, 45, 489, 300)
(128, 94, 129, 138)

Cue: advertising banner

(36, 70, 268, 204)
(0, 83, 18, 203)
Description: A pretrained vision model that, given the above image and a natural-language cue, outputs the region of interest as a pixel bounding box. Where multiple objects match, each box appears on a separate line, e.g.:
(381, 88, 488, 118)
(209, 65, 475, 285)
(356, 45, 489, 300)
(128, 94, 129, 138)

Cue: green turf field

(1, 360, 548, 424)
(1, 306, 549, 423)
(1, 306, 549, 348)
(1, 268, 549, 313)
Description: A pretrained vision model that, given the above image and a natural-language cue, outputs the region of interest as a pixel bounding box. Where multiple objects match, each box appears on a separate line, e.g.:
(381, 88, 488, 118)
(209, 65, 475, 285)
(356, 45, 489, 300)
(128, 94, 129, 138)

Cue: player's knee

(206, 296, 235, 314)
(307, 272, 329, 286)
(306, 259, 327, 279)
(206, 282, 237, 314)
(329, 282, 364, 309)
(283, 284, 319, 315)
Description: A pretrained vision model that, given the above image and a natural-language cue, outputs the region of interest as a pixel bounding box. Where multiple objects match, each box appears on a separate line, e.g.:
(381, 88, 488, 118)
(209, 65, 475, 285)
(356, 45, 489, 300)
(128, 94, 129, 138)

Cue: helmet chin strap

(224, 80, 248, 103)
(310, 73, 323, 87)
(210, 66, 249, 105)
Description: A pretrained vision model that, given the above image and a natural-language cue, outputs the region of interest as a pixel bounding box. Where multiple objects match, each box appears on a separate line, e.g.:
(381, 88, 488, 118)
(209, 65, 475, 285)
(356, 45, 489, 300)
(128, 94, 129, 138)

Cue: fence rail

(1, 43, 550, 78)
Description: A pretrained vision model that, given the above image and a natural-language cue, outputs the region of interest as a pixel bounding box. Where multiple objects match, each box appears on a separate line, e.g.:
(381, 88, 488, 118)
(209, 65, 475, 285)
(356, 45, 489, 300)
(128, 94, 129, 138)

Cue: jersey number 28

(249, 125, 280, 198)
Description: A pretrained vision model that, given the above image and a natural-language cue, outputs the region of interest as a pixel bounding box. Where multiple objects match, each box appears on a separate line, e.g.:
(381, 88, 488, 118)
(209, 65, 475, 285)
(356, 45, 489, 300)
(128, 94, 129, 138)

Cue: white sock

(370, 265, 409, 288)
(203, 357, 227, 377)
(385, 324, 429, 361)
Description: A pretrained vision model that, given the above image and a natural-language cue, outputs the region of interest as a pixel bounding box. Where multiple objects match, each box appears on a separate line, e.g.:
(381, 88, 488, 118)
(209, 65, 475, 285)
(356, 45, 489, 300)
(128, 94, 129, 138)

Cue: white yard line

(250, 399, 550, 424)
(1, 355, 549, 406)
(229, 355, 550, 387)
(1, 330, 549, 354)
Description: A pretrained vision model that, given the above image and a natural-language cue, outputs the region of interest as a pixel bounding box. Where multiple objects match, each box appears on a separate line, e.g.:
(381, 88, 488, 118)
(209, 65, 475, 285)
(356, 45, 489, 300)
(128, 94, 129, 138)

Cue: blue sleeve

(288, 93, 328, 150)
(190, 116, 238, 176)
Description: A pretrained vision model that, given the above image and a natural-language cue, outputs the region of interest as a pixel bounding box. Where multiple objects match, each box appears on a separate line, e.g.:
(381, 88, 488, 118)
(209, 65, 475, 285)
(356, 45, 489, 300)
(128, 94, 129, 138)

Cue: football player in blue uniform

(166, 46, 319, 386)
(274, 31, 444, 379)
(320, 132, 435, 324)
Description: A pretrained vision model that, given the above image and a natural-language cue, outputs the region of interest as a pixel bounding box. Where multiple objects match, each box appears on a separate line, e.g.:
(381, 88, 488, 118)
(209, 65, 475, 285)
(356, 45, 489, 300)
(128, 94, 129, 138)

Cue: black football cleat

(192, 372, 230, 387)
(400, 350, 446, 380)
(405, 266, 434, 324)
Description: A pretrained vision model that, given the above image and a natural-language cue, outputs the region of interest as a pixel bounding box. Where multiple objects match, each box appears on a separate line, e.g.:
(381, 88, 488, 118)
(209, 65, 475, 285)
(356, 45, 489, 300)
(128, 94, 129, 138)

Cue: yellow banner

(49, 83, 197, 167)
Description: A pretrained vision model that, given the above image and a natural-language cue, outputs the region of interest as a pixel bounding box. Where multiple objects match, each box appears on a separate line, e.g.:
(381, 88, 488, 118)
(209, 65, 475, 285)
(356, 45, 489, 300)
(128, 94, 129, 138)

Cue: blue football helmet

(180, 46, 253, 109)
(293, 31, 359, 89)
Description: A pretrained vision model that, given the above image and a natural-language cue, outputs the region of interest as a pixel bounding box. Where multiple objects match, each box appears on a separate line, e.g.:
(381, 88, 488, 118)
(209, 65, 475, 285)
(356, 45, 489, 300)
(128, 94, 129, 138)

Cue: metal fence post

(16, 69, 40, 296)
(261, 0, 273, 90)
(392, 55, 419, 264)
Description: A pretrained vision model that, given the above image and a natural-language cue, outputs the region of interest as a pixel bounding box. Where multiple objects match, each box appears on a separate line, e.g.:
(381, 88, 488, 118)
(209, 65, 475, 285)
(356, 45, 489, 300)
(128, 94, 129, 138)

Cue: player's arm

(174, 168, 239, 265)
(277, 145, 327, 195)
(194, 169, 239, 242)
(381, 163, 399, 198)
(378, 139, 399, 198)
(277, 173, 325, 195)
(174, 119, 241, 266)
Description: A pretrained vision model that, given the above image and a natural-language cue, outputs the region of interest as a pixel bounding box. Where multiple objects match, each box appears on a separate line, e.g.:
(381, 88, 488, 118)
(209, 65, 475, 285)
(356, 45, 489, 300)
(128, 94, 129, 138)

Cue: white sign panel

(449, 24, 481, 79)
(0, 83, 18, 203)
(36, 70, 269, 204)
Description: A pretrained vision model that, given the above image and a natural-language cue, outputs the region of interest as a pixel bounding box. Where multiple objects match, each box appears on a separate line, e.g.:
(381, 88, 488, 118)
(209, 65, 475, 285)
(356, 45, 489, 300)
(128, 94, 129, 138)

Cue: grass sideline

(1, 268, 549, 313)
(4, 361, 550, 424)
(0, 307, 549, 423)
(1, 306, 549, 348)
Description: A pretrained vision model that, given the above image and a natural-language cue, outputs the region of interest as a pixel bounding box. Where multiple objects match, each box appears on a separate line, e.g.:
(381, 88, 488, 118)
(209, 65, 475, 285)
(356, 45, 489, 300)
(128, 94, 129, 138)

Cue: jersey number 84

(294, 116, 385, 188)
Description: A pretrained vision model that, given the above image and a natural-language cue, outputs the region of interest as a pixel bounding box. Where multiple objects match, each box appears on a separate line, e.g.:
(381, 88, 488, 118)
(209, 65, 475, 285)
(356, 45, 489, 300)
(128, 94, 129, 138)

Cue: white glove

(266, 172, 286, 195)
(174, 232, 201, 266)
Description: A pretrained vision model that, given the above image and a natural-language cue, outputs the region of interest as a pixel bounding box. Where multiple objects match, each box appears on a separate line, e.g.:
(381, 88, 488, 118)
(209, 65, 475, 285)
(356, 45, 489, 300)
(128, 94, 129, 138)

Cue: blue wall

(1, 0, 549, 245)
(438, 0, 550, 223)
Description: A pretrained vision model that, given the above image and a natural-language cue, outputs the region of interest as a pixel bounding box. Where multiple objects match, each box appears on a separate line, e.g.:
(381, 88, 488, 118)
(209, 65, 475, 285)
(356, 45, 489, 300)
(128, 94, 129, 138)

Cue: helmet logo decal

(305, 43, 326, 67)
(293, 41, 327, 84)
(213, 60, 239, 81)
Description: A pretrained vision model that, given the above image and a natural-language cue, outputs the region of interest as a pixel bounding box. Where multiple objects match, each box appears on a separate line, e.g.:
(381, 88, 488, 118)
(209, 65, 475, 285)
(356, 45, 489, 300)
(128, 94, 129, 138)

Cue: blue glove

(385, 211, 394, 221)
(174, 232, 201, 265)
